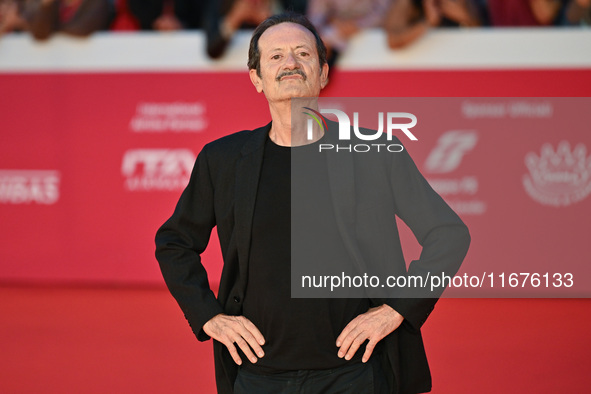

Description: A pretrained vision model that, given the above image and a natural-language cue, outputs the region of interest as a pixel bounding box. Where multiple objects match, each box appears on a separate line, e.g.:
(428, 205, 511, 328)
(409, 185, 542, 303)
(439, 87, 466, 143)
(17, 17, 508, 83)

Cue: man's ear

(320, 63, 329, 89)
(249, 69, 264, 93)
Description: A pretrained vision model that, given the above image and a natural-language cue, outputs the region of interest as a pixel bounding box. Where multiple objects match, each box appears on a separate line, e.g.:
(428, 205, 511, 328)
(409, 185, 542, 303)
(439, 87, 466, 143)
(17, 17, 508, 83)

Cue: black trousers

(234, 358, 389, 394)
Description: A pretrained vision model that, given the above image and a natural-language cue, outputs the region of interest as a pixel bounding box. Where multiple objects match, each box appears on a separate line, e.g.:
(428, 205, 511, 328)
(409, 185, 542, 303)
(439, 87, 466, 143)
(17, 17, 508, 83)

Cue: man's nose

(283, 52, 299, 68)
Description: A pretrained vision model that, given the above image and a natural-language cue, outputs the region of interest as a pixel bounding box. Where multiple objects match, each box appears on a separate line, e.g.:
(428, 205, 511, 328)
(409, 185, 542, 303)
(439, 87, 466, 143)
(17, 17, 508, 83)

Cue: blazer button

(233, 296, 240, 303)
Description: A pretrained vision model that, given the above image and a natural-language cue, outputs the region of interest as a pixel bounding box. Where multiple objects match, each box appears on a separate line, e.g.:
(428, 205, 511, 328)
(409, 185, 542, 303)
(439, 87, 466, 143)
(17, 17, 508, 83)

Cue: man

(155, 13, 470, 394)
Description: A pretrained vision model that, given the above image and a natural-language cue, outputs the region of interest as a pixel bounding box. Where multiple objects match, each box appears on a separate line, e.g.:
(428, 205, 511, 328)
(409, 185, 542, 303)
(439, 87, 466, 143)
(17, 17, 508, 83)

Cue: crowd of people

(1, 0, 590, 63)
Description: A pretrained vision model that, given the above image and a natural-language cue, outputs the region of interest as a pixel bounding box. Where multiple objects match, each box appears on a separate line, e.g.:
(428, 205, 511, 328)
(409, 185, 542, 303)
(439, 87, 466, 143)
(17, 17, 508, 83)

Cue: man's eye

(299, 52, 309, 57)
(272, 54, 282, 60)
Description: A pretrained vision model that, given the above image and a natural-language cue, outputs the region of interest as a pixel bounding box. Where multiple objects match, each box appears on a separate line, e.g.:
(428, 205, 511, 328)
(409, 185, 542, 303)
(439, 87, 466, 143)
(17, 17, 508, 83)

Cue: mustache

(276, 69, 307, 81)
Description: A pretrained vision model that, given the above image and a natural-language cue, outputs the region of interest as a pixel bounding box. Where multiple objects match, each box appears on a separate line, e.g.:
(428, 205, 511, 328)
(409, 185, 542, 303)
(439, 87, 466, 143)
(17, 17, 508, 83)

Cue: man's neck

(268, 101, 293, 146)
(268, 98, 323, 147)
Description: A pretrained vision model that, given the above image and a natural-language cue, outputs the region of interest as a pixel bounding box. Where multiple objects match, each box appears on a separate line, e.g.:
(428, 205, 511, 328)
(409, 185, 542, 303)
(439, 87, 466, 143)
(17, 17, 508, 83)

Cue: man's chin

(286, 93, 318, 101)
(269, 88, 320, 103)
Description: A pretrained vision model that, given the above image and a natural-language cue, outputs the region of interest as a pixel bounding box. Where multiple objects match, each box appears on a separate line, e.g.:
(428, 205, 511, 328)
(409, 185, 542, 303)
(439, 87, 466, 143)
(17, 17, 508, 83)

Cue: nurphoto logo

(302, 107, 418, 153)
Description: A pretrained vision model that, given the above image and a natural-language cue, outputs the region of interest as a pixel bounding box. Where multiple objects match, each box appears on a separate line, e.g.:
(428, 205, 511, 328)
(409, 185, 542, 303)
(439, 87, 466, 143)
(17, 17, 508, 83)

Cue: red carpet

(0, 286, 588, 393)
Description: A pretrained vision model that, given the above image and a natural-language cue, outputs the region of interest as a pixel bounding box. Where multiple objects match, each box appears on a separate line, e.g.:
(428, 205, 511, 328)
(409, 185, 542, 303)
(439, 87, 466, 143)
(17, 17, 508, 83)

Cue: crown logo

(523, 141, 591, 206)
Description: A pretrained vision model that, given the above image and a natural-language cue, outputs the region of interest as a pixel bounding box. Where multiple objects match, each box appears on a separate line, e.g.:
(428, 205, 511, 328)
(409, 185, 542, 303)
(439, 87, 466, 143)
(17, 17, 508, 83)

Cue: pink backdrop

(1, 69, 590, 296)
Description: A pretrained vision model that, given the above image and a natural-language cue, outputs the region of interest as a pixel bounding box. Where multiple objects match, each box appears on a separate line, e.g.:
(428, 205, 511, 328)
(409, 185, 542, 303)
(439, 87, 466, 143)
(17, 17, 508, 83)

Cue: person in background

(0, 0, 26, 34)
(23, 0, 114, 40)
(205, 0, 272, 58)
(565, 0, 590, 24)
(204, 0, 307, 58)
(307, 0, 390, 67)
(127, 0, 204, 31)
(384, 0, 483, 49)
(486, 0, 567, 26)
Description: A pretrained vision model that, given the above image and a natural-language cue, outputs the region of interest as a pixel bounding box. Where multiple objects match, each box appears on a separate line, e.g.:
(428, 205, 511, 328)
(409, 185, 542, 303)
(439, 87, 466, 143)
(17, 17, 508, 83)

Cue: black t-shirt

(242, 136, 370, 373)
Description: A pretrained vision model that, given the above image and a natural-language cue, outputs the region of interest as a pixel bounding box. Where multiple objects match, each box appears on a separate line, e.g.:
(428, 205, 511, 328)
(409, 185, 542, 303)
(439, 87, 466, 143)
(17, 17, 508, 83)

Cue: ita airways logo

(121, 149, 195, 191)
(424, 130, 478, 174)
(523, 141, 591, 207)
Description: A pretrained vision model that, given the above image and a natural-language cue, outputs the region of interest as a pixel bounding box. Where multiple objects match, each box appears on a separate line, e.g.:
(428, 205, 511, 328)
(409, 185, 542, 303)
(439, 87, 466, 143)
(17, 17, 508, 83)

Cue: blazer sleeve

(155, 145, 224, 341)
(385, 139, 471, 331)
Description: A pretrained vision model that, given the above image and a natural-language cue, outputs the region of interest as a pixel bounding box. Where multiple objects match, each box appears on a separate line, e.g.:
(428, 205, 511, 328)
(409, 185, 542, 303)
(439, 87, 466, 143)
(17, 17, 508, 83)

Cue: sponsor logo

(303, 108, 417, 152)
(129, 102, 207, 133)
(424, 131, 486, 215)
(523, 141, 591, 207)
(121, 149, 195, 191)
(0, 170, 60, 205)
(424, 130, 478, 174)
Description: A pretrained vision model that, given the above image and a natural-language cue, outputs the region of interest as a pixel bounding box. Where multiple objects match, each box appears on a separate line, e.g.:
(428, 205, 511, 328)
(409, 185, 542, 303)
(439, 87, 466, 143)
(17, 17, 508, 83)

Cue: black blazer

(155, 122, 470, 394)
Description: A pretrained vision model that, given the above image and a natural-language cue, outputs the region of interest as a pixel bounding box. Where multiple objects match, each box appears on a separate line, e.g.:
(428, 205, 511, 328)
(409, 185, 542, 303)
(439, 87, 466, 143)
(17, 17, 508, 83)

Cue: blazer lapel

(234, 123, 270, 285)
